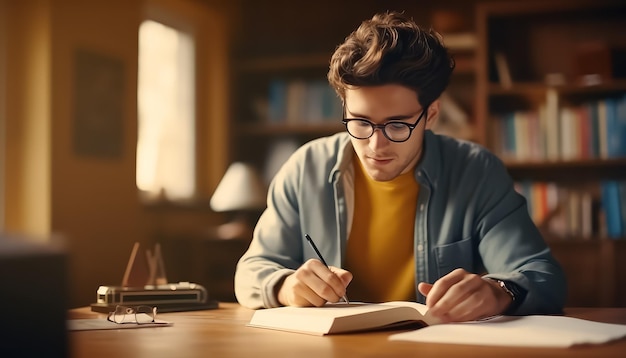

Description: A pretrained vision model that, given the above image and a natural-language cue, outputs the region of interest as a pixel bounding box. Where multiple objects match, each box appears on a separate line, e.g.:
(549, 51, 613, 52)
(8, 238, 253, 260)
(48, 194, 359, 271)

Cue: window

(136, 20, 195, 201)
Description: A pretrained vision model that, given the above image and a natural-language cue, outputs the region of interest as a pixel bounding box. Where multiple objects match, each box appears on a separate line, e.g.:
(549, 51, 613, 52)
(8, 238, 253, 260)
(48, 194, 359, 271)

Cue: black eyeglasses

(342, 105, 429, 143)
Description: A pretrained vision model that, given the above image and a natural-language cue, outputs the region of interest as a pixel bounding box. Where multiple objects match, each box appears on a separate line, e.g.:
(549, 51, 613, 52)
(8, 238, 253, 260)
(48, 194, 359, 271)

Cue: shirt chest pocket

(434, 236, 475, 277)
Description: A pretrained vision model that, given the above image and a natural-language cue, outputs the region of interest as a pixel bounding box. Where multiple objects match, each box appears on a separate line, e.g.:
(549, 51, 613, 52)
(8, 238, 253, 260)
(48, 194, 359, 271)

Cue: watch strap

(486, 278, 527, 314)
(496, 279, 516, 300)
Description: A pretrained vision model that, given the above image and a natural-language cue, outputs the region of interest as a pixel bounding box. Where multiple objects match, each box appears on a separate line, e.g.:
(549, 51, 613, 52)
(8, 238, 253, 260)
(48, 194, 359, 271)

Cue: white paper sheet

(389, 315, 626, 347)
(67, 317, 172, 331)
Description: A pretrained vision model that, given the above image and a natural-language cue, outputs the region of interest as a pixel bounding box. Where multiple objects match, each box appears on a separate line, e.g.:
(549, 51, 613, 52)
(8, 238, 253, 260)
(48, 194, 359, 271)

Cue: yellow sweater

(345, 157, 419, 302)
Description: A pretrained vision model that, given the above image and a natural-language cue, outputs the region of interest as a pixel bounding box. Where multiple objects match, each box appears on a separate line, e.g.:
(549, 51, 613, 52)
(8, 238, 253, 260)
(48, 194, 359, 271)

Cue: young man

(234, 11, 566, 322)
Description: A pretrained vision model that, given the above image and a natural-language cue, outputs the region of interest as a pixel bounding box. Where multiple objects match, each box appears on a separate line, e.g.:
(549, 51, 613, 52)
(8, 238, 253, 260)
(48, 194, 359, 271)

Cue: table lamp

(210, 162, 267, 239)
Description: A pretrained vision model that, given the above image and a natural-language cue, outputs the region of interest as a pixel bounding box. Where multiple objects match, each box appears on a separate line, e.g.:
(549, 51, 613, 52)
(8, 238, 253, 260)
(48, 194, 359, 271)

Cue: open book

(247, 301, 440, 335)
(248, 302, 626, 347)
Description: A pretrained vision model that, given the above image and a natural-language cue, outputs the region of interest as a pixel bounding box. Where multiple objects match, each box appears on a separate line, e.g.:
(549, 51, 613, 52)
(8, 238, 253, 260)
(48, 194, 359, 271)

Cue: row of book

(265, 79, 343, 124)
(492, 93, 626, 161)
(515, 180, 626, 239)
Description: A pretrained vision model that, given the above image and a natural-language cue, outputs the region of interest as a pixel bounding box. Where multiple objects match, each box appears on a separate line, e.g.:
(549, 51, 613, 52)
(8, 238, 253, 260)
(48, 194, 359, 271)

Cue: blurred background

(1, 0, 625, 309)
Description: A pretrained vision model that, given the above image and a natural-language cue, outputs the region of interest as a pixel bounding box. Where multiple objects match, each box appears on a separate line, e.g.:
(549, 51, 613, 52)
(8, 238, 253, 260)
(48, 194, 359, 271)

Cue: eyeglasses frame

(341, 104, 430, 143)
(107, 305, 157, 325)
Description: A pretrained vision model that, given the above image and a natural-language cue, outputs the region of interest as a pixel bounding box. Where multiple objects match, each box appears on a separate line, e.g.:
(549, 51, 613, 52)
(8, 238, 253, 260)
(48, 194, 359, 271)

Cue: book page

(389, 315, 626, 347)
(380, 301, 429, 315)
(248, 302, 431, 335)
(378, 301, 444, 326)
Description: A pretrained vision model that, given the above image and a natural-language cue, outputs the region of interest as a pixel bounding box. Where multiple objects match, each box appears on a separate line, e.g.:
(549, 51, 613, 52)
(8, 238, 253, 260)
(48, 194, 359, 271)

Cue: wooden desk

(69, 303, 626, 357)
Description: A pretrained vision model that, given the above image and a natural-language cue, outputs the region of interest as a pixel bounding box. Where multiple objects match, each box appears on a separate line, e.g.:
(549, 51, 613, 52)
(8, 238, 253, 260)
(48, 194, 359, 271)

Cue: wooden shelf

(505, 158, 626, 181)
(238, 122, 344, 137)
(232, 8, 480, 166)
(451, 53, 476, 75)
(488, 82, 547, 96)
(236, 53, 332, 73)
(488, 80, 626, 97)
(230, 2, 625, 309)
(476, 0, 626, 307)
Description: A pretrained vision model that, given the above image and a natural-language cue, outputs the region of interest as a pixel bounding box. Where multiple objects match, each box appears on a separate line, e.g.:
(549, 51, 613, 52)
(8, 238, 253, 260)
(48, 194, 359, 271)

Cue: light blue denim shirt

(234, 130, 567, 314)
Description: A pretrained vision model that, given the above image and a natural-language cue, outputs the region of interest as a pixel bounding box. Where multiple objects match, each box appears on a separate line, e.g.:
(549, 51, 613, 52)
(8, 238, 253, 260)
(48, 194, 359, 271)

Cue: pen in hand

(305, 234, 350, 304)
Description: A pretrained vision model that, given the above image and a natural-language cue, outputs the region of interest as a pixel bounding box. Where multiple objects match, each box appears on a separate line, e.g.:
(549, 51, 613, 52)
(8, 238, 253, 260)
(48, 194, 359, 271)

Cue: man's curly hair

(328, 11, 455, 107)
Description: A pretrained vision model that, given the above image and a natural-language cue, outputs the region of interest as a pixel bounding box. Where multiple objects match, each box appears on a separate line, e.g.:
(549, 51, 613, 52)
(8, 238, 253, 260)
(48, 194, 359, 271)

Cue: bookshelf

(231, 53, 345, 182)
(227, 0, 626, 306)
(225, 1, 480, 302)
(476, 0, 626, 306)
(231, 36, 477, 184)
(227, 1, 484, 183)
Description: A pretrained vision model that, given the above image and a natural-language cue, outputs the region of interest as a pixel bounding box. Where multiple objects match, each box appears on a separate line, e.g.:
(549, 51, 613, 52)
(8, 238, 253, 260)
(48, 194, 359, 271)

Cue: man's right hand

(277, 258, 352, 307)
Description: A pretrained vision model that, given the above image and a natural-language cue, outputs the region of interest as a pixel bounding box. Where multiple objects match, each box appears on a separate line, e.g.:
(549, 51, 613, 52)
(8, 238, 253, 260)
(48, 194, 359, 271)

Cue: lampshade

(210, 162, 267, 212)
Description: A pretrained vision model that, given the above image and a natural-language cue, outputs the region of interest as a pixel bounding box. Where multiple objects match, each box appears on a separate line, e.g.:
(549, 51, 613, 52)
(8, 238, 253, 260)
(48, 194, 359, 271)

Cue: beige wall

(0, 0, 8, 230)
(2, 0, 231, 307)
(4, 0, 52, 237)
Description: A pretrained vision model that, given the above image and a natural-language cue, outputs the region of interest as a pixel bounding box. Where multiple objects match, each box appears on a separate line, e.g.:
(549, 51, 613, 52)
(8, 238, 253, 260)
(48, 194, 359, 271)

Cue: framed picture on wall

(73, 48, 125, 158)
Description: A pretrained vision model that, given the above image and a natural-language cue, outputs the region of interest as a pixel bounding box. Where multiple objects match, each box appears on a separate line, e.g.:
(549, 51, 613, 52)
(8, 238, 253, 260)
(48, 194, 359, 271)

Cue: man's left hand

(417, 268, 513, 322)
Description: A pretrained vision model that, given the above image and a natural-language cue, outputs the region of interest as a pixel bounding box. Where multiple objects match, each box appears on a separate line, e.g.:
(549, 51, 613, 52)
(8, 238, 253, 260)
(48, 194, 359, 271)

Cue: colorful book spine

(494, 94, 625, 162)
(588, 101, 600, 158)
(620, 182, 626, 238)
(514, 181, 625, 240)
(609, 94, 626, 158)
(605, 97, 619, 158)
(266, 79, 342, 124)
(267, 79, 287, 123)
(601, 180, 624, 239)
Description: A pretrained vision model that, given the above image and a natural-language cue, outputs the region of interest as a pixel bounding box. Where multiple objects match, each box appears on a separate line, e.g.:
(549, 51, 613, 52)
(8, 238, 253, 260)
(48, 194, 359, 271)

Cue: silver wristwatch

(493, 279, 516, 301)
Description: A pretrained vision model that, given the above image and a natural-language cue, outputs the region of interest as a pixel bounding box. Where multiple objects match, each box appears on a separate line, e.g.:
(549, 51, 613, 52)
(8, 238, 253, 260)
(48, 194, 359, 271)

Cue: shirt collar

(414, 130, 440, 188)
(330, 130, 441, 188)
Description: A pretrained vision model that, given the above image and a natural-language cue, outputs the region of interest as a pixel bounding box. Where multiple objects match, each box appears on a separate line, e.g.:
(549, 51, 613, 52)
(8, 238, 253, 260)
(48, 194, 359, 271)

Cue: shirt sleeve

(475, 154, 567, 315)
(234, 151, 305, 309)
